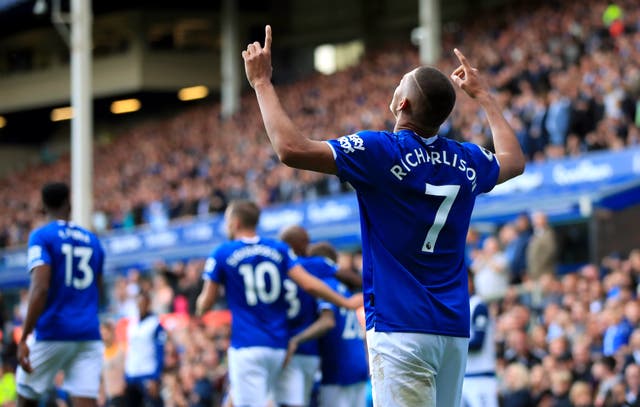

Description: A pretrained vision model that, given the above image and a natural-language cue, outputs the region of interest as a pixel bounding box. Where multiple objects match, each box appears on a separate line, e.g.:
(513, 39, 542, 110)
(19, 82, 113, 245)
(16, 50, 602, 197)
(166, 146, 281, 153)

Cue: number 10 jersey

(203, 236, 298, 349)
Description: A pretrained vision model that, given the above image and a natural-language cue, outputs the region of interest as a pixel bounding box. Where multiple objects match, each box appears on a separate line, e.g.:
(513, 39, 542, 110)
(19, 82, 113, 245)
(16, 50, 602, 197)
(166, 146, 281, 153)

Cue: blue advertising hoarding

(1, 146, 640, 287)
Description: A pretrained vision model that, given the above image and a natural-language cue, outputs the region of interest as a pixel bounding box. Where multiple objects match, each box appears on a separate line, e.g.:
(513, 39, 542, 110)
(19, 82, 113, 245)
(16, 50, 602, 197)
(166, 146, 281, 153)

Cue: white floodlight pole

(69, 0, 93, 228)
(221, 0, 240, 118)
(418, 0, 441, 64)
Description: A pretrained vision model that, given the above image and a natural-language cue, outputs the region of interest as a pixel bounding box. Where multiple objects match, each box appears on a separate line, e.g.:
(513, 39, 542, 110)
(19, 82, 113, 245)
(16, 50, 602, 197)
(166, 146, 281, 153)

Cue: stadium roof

(0, 0, 251, 36)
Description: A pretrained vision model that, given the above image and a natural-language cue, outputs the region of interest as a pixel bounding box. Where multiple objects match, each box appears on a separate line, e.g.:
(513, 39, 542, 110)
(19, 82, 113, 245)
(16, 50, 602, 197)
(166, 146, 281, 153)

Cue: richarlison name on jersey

(389, 147, 478, 191)
(226, 244, 283, 267)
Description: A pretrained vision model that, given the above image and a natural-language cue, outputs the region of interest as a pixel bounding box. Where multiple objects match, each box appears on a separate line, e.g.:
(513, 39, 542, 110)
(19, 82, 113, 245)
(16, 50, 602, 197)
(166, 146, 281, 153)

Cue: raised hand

(242, 25, 273, 89)
(450, 48, 489, 100)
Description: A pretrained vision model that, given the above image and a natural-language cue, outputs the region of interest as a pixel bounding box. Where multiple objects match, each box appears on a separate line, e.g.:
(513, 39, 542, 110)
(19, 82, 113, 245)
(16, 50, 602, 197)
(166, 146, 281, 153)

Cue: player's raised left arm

(243, 25, 337, 174)
(451, 48, 525, 184)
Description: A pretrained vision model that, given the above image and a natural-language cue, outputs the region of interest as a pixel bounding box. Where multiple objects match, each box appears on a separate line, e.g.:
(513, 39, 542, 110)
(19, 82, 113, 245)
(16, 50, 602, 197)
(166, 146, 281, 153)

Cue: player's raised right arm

(450, 48, 525, 184)
(243, 25, 337, 174)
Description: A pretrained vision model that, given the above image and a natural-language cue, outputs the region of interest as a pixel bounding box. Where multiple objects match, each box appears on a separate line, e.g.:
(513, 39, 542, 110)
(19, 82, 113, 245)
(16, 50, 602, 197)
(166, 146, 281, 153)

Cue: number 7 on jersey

(422, 183, 460, 253)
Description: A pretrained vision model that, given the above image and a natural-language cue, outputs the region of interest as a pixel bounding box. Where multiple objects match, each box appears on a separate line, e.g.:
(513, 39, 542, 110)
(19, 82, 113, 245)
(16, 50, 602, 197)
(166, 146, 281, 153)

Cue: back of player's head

(41, 182, 70, 211)
(279, 225, 309, 256)
(308, 241, 338, 263)
(227, 200, 261, 229)
(408, 66, 456, 131)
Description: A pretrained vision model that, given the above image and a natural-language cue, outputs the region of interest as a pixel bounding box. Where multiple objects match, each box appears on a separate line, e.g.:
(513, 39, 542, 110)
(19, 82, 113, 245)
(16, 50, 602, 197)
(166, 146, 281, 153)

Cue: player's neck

(234, 229, 258, 240)
(395, 118, 438, 138)
(47, 211, 70, 222)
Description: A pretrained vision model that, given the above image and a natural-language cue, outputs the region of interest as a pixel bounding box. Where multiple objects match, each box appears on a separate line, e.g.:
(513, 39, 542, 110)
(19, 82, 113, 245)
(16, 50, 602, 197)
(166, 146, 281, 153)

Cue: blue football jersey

(287, 256, 338, 356)
(203, 236, 298, 349)
(27, 220, 105, 341)
(317, 278, 369, 386)
(326, 130, 500, 337)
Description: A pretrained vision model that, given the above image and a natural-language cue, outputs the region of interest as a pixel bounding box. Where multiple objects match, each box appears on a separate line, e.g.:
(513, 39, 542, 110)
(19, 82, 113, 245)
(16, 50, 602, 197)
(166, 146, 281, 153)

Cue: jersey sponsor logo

(338, 134, 365, 154)
(480, 146, 495, 161)
(28, 245, 43, 264)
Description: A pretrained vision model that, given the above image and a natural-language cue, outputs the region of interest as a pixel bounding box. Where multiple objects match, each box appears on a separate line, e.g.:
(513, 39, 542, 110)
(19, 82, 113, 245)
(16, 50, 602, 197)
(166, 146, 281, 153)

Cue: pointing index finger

(264, 25, 272, 52)
(454, 48, 471, 70)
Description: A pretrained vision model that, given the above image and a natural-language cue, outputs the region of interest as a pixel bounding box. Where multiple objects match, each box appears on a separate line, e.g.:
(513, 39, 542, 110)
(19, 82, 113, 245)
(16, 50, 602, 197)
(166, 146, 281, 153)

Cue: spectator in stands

(101, 320, 126, 407)
(549, 368, 573, 407)
(602, 298, 634, 356)
(500, 362, 533, 407)
(526, 211, 558, 281)
(124, 292, 166, 407)
(593, 355, 623, 407)
(472, 236, 509, 301)
(569, 381, 593, 407)
(624, 363, 640, 406)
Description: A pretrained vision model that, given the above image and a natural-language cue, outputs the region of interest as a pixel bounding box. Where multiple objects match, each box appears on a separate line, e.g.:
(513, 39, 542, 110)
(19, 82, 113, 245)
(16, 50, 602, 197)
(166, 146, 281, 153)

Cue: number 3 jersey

(317, 278, 368, 386)
(326, 130, 500, 337)
(27, 220, 105, 341)
(203, 236, 298, 349)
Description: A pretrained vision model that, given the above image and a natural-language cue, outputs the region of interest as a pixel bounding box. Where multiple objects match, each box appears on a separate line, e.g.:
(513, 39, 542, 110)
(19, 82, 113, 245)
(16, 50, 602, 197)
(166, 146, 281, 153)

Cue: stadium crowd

(0, 0, 639, 248)
(1, 0, 640, 406)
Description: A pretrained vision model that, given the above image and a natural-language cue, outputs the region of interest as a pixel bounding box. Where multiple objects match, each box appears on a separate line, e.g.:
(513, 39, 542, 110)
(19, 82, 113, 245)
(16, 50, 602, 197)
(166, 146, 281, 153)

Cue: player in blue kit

(462, 270, 498, 407)
(276, 225, 339, 407)
(284, 241, 369, 407)
(243, 26, 525, 406)
(16, 182, 105, 407)
(195, 200, 361, 407)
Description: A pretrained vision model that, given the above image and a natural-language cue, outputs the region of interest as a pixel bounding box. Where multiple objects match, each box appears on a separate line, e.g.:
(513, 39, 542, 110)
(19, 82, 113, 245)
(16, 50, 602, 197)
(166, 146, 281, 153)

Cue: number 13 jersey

(326, 130, 500, 337)
(27, 220, 105, 341)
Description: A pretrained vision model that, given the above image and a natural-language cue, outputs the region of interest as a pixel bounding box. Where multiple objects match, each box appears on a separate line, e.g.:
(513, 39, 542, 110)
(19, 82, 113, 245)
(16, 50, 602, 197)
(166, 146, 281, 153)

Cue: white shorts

(319, 382, 367, 407)
(275, 354, 320, 406)
(461, 375, 499, 407)
(366, 329, 468, 407)
(227, 346, 286, 407)
(16, 337, 104, 399)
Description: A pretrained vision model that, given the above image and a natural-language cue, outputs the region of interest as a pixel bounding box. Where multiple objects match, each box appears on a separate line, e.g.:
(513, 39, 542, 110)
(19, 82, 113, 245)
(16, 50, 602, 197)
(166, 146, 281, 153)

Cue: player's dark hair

(229, 200, 261, 229)
(309, 241, 338, 263)
(41, 182, 70, 210)
(411, 66, 456, 131)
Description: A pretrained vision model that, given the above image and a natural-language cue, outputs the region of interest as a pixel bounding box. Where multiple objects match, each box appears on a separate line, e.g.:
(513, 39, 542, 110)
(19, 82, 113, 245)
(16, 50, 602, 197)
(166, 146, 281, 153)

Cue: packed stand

(0, 0, 639, 248)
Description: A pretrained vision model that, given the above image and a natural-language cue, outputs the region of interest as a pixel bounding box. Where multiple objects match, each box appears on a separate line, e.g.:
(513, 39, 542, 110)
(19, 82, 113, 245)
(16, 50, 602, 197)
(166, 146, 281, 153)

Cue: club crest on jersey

(338, 134, 365, 154)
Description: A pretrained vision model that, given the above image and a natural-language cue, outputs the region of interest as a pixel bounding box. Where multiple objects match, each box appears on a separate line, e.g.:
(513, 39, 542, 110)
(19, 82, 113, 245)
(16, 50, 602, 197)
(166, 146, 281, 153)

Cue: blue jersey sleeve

(27, 228, 51, 272)
(283, 245, 300, 272)
(203, 248, 225, 284)
(93, 240, 106, 278)
(462, 143, 500, 194)
(153, 323, 167, 380)
(316, 277, 339, 313)
(326, 131, 393, 189)
(469, 302, 489, 351)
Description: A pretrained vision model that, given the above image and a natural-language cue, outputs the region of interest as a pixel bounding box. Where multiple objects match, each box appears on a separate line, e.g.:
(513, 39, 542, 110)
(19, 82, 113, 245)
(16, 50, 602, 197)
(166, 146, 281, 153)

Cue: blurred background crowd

(0, 0, 638, 248)
(1, 0, 640, 406)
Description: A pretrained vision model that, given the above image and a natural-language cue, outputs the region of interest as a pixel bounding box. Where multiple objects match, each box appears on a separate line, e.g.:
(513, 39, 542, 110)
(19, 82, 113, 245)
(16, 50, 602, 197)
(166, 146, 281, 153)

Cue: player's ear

(397, 97, 410, 111)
